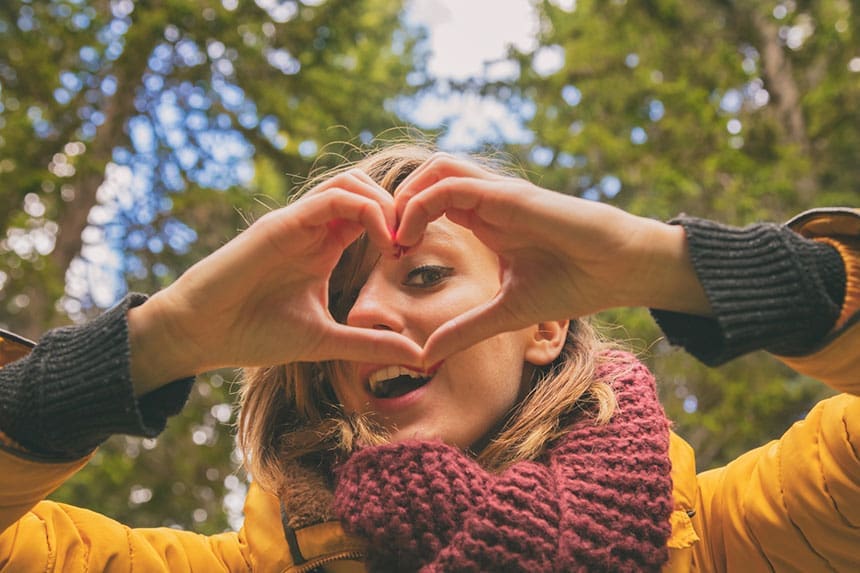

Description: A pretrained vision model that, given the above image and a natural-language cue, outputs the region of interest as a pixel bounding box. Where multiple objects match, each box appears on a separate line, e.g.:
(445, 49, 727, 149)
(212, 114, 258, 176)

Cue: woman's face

(330, 217, 539, 450)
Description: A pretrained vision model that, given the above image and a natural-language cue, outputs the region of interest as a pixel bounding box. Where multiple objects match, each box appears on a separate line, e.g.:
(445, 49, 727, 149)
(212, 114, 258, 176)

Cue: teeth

(368, 366, 428, 393)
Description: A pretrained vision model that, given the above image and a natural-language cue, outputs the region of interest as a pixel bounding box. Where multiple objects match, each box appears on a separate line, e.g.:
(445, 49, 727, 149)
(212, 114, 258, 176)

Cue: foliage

(502, 0, 856, 469)
(1, 0, 423, 531)
(0, 0, 424, 335)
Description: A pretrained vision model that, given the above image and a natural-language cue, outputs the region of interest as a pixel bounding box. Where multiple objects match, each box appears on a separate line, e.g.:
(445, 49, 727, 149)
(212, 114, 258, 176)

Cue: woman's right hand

(393, 154, 711, 367)
(128, 170, 422, 395)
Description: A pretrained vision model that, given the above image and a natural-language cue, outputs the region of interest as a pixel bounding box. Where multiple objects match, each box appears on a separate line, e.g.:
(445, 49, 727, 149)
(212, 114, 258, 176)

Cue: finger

(421, 295, 525, 367)
(323, 219, 367, 252)
(397, 177, 524, 247)
(349, 169, 398, 233)
(394, 153, 503, 219)
(298, 190, 392, 250)
(320, 325, 424, 367)
(303, 168, 390, 203)
(348, 168, 389, 195)
(443, 207, 504, 250)
(305, 169, 397, 230)
(339, 169, 396, 213)
(396, 177, 482, 246)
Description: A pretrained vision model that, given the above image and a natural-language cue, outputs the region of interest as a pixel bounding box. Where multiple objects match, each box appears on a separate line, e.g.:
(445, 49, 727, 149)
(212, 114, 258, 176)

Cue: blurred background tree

(496, 0, 858, 470)
(1, 0, 857, 532)
(0, 0, 425, 533)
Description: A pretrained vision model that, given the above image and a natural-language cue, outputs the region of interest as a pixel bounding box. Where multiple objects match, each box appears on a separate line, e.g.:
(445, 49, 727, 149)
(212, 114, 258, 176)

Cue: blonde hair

(237, 142, 618, 494)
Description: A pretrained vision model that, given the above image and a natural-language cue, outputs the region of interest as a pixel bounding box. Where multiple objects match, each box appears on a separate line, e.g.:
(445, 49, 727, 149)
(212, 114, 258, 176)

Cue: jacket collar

(242, 460, 367, 572)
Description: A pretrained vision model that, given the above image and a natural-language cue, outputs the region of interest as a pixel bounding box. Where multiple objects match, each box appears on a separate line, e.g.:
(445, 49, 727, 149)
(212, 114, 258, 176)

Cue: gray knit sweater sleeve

(0, 220, 847, 459)
(651, 217, 846, 366)
(0, 293, 194, 461)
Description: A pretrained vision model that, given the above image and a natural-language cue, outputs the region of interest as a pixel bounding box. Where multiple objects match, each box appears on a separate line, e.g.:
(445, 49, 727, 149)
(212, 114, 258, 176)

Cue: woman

(1, 144, 858, 571)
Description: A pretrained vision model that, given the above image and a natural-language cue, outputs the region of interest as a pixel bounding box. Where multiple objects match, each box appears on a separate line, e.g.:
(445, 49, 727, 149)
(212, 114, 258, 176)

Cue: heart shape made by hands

(324, 159, 568, 370)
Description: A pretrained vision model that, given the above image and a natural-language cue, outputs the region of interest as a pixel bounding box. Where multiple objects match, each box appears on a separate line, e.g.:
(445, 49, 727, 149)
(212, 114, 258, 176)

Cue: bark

(750, 9, 817, 203)
(21, 7, 162, 334)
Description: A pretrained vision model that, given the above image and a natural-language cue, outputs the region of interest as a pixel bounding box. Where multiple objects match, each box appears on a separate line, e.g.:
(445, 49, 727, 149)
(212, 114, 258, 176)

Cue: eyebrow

(414, 223, 458, 247)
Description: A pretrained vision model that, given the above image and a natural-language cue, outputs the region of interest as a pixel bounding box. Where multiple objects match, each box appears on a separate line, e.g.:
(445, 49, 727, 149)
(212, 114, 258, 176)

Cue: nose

(346, 272, 404, 333)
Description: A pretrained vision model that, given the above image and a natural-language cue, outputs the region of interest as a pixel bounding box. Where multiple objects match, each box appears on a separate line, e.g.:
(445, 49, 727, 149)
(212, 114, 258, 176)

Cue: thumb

(318, 324, 424, 367)
(422, 295, 522, 367)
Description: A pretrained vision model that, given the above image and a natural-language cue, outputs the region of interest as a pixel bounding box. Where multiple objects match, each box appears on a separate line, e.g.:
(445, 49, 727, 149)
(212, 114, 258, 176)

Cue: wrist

(638, 220, 712, 316)
(128, 294, 200, 396)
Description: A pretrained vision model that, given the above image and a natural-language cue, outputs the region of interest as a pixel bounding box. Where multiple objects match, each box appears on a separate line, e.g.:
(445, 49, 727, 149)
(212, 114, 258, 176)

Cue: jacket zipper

(288, 550, 366, 573)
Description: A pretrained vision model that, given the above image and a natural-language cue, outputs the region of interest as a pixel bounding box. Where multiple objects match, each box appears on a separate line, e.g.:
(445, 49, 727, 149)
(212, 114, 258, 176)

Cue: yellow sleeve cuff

(814, 236, 860, 330)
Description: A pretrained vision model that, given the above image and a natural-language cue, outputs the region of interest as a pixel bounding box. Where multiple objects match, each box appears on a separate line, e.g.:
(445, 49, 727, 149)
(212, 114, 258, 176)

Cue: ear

(523, 320, 569, 366)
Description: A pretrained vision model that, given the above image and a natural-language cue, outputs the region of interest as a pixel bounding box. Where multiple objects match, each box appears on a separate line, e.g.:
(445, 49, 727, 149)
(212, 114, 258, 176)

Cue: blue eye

(403, 265, 454, 288)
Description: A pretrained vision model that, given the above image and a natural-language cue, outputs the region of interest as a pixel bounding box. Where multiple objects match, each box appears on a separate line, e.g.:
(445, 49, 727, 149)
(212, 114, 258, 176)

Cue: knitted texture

(0, 293, 194, 460)
(333, 353, 673, 572)
(652, 218, 845, 365)
(814, 236, 860, 329)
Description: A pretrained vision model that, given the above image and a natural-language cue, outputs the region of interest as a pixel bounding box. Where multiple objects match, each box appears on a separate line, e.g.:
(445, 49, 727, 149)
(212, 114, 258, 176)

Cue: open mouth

(367, 366, 434, 399)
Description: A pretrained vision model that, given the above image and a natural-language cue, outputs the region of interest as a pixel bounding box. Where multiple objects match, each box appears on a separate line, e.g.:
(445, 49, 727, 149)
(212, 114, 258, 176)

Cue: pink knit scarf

(333, 352, 673, 571)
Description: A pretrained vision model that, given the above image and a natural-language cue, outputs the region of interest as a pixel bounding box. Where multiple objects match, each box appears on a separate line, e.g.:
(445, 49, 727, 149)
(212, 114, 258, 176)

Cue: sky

(404, 0, 539, 148)
(409, 0, 537, 80)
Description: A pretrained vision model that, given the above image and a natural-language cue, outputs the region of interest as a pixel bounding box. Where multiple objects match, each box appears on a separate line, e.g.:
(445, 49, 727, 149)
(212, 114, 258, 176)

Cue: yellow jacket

(1, 208, 859, 572)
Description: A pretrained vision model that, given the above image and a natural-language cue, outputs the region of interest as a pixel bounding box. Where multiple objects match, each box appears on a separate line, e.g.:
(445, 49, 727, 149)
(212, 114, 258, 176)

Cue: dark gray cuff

(0, 293, 194, 461)
(651, 218, 846, 366)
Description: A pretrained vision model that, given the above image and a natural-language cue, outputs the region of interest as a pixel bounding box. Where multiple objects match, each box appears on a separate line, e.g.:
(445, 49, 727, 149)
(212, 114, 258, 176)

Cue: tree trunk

(21, 9, 161, 336)
(750, 9, 817, 204)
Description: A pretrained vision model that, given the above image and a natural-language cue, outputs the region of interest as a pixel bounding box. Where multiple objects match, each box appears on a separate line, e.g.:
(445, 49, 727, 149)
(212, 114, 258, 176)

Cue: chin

(403, 434, 480, 455)
(389, 425, 447, 445)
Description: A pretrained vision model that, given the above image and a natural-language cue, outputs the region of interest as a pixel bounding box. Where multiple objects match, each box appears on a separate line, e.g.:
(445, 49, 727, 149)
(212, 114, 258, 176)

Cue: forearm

(652, 217, 847, 365)
(632, 218, 712, 317)
(128, 292, 202, 396)
(0, 294, 193, 460)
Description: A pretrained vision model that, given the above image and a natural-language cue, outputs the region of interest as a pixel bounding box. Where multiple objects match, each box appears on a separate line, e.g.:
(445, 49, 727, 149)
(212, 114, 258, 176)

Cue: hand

(129, 170, 422, 395)
(393, 154, 710, 366)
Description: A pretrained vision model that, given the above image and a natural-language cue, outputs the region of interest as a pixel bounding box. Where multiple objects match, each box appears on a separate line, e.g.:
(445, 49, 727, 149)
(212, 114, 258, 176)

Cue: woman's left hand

(393, 154, 710, 366)
(128, 170, 424, 395)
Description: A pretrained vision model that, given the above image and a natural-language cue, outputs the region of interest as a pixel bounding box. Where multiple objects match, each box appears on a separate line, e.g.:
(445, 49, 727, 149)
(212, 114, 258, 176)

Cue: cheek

(430, 278, 501, 324)
(462, 333, 530, 395)
(445, 335, 530, 447)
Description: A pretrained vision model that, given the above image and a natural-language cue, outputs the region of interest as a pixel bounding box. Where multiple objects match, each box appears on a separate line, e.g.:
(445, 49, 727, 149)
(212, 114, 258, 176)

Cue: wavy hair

(237, 142, 618, 494)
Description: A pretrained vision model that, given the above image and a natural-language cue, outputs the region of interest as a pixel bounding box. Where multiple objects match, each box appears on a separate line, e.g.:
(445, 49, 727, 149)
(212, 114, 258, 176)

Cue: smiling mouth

(368, 366, 434, 399)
